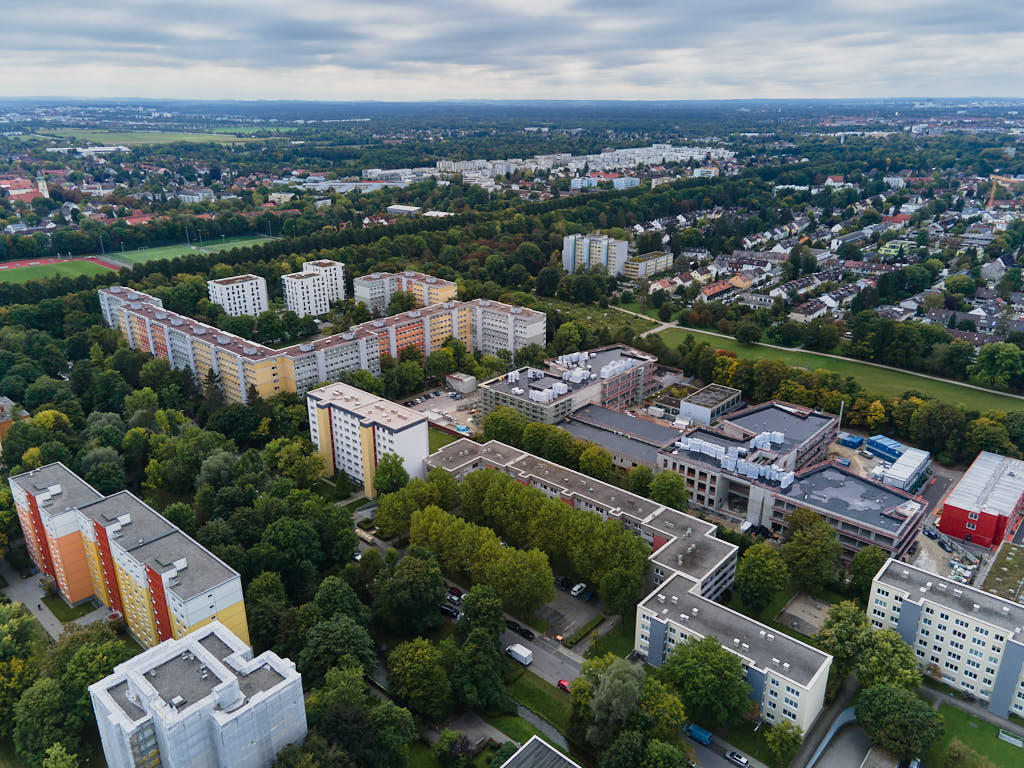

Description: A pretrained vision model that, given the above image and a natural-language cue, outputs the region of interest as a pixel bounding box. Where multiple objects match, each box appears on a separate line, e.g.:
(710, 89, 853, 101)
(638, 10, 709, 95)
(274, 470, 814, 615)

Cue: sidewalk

(0, 557, 63, 639)
(919, 685, 1024, 738)
(792, 674, 860, 768)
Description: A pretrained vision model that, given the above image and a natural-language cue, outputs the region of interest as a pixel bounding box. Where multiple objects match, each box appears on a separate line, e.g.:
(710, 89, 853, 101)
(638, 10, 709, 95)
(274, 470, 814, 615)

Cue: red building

(939, 451, 1024, 547)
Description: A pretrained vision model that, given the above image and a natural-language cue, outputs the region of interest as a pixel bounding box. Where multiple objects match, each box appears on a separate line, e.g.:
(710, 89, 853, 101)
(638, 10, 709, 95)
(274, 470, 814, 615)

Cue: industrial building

(426, 438, 832, 733)
(561, 232, 629, 275)
(8, 464, 248, 648)
(352, 271, 457, 315)
(478, 345, 658, 423)
(207, 275, 268, 317)
(563, 405, 683, 469)
(307, 381, 428, 496)
(90, 622, 305, 768)
(870, 559, 1024, 719)
(939, 451, 1024, 547)
(98, 287, 543, 404)
(880, 447, 931, 492)
(674, 383, 743, 426)
(865, 434, 908, 463)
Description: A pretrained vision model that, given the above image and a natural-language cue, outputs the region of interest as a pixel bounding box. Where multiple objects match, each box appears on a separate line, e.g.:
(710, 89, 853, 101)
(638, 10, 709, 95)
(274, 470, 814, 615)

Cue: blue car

(582, 589, 595, 601)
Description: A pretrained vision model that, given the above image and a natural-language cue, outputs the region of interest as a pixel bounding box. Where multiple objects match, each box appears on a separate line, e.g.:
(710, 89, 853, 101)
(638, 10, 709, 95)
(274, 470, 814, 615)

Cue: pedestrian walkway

(0, 557, 63, 639)
(792, 674, 860, 768)
(919, 685, 1024, 738)
(425, 710, 508, 748)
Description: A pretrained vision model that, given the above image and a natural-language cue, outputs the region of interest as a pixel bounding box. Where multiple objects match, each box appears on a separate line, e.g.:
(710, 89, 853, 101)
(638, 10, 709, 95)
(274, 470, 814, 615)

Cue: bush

(563, 616, 604, 648)
(356, 518, 376, 531)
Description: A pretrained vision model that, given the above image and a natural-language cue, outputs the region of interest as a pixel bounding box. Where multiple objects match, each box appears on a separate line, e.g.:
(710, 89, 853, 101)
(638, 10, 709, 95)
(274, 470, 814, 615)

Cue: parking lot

(536, 579, 606, 640)
(402, 387, 481, 434)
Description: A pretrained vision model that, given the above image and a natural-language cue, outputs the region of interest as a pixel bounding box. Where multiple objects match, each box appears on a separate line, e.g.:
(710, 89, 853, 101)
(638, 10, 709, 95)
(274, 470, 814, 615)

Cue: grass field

(540, 298, 657, 336)
(42, 595, 98, 622)
(925, 703, 1024, 767)
(39, 129, 269, 145)
(0, 259, 114, 283)
(660, 326, 1024, 413)
(429, 426, 460, 453)
(586, 614, 636, 659)
(507, 669, 571, 734)
(110, 235, 276, 265)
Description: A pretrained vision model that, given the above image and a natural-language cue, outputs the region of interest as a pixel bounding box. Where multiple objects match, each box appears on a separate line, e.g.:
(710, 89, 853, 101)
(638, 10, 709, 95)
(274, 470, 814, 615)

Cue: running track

(0, 256, 123, 271)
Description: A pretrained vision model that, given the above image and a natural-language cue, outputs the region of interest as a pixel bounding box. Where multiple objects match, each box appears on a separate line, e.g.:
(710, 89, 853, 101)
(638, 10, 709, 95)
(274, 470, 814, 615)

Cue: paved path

(919, 685, 1024, 738)
(425, 710, 508, 748)
(0, 558, 63, 639)
(792, 674, 860, 768)
(517, 705, 568, 749)
(613, 307, 1024, 403)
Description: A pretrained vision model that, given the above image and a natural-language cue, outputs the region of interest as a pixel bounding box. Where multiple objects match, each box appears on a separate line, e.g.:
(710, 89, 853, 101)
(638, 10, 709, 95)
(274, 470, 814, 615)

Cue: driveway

(500, 628, 583, 688)
(809, 723, 872, 768)
(535, 586, 605, 639)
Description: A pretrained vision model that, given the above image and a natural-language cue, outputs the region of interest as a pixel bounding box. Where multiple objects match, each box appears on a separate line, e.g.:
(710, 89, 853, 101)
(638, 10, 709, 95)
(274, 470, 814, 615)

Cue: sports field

(659, 326, 1024, 413)
(0, 259, 115, 283)
(39, 129, 269, 145)
(111, 235, 276, 265)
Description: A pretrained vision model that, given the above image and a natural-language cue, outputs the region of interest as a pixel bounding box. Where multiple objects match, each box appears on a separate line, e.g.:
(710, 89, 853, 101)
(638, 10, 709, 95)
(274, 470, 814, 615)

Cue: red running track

(0, 256, 122, 271)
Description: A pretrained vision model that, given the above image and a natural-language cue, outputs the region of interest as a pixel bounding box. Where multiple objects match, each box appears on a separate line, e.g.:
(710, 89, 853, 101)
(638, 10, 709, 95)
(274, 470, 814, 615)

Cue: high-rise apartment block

(8, 464, 248, 648)
(98, 286, 543, 405)
(307, 382, 428, 496)
(352, 270, 457, 315)
(561, 233, 629, 275)
(90, 622, 305, 768)
(207, 275, 269, 317)
(281, 259, 346, 317)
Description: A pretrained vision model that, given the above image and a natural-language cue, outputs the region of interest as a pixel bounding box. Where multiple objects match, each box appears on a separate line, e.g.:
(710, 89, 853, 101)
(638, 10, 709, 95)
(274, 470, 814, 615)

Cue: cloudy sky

(2, 0, 1022, 100)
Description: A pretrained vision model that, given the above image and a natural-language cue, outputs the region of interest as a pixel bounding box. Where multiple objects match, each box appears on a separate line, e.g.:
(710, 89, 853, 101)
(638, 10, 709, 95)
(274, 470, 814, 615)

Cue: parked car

(570, 583, 587, 597)
(582, 589, 595, 601)
(515, 625, 535, 641)
(433, 391, 441, 396)
(685, 724, 713, 746)
(440, 604, 461, 620)
(446, 593, 462, 607)
(556, 576, 574, 591)
(557, 679, 571, 693)
(960, 691, 977, 703)
(505, 619, 522, 633)
(725, 752, 749, 767)
(448, 585, 463, 598)
(403, 401, 414, 407)
(923, 527, 938, 540)
(938, 539, 954, 553)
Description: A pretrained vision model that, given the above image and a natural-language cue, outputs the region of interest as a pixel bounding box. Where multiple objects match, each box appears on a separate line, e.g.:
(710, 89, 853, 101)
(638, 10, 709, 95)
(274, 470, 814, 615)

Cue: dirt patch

(775, 593, 831, 637)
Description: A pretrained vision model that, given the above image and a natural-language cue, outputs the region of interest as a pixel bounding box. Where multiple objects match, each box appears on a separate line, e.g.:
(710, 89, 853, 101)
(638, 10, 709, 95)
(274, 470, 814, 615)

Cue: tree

(455, 585, 505, 642)
(856, 685, 943, 759)
(968, 342, 1024, 389)
(636, 677, 687, 743)
(314, 575, 369, 626)
(61, 639, 133, 722)
(450, 626, 511, 712)
(856, 629, 921, 690)
(764, 720, 802, 768)
(813, 601, 871, 680)
(536, 266, 562, 297)
(257, 517, 322, 600)
(735, 542, 789, 615)
(781, 510, 840, 591)
(850, 546, 889, 602)
(587, 657, 645, 746)
(483, 547, 555, 618)
(579, 445, 614, 482)
(866, 400, 887, 432)
(14, 677, 80, 767)
(374, 452, 409, 496)
(162, 502, 196, 537)
(374, 551, 447, 636)
(649, 471, 689, 511)
(432, 729, 471, 767)
(483, 406, 530, 446)
(388, 639, 450, 721)
(942, 738, 996, 768)
(600, 567, 644, 617)
(628, 465, 654, 497)
(661, 636, 751, 728)
(734, 322, 762, 344)
(42, 743, 78, 768)
(298, 616, 376, 686)
(490, 743, 518, 768)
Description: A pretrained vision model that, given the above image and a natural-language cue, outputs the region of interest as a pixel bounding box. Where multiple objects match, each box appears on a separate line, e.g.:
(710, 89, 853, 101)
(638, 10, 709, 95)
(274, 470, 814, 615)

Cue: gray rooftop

(877, 559, 1024, 638)
(108, 680, 145, 721)
(237, 664, 286, 699)
(10, 462, 103, 518)
(501, 736, 582, 768)
(131, 531, 235, 601)
(684, 383, 742, 408)
(483, 367, 585, 404)
(780, 465, 920, 534)
(642, 574, 830, 686)
(198, 632, 235, 662)
(79, 492, 175, 548)
(725, 403, 836, 457)
(568, 405, 682, 446)
(148, 651, 223, 709)
(647, 509, 735, 584)
(561, 420, 664, 467)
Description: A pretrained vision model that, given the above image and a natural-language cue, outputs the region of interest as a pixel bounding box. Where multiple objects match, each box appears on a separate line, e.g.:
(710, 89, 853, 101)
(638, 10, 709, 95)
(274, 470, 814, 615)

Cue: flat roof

(877, 559, 1024, 637)
(308, 381, 425, 431)
(641, 574, 830, 686)
(945, 451, 1024, 519)
(725, 402, 836, 457)
(568, 405, 682, 446)
(79, 492, 175, 546)
(780, 465, 920, 534)
(647, 508, 735, 584)
(282, 271, 320, 281)
(483, 367, 587, 405)
(9, 462, 103, 518)
(560, 420, 663, 467)
(684, 383, 742, 408)
(209, 274, 262, 286)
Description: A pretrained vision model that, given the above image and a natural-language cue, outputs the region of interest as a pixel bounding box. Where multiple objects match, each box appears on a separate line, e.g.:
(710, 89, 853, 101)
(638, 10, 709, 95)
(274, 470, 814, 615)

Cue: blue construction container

(837, 432, 863, 448)
(866, 434, 907, 463)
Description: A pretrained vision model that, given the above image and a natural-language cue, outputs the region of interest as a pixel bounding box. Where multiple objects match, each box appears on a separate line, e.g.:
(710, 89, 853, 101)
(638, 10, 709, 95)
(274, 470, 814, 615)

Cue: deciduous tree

(735, 542, 789, 615)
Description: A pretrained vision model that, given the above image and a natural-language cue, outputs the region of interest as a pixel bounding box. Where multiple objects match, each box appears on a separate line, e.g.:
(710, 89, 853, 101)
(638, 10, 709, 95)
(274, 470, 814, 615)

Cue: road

(689, 734, 769, 768)
(500, 628, 583, 687)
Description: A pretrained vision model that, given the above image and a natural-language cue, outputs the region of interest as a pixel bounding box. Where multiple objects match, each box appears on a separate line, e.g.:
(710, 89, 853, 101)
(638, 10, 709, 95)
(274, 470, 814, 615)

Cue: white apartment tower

(207, 275, 269, 317)
(282, 272, 330, 318)
(90, 622, 306, 768)
(468, 299, 547, 356)
(302, 259, 346, 303)
(561, 233, 630, 276)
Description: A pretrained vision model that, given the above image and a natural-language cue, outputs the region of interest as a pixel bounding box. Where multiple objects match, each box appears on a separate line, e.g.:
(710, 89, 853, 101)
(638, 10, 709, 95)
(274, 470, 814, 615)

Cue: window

(966, 523, 977, 531)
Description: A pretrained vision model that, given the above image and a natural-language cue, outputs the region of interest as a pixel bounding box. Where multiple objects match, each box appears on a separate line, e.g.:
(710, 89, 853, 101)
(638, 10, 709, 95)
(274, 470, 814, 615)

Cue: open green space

(408, 741, 500, 768)
(429, 426, 460, 453)
(540, 298, 657, 336)
(925, 702, 1024, 768)
(108, 235, 276, 265)
(660, 326, 1024, 413)
(586, 614, 636, 659)
(983, 543, 1024, 602)
(39, 129, 270, 145)
(619, 301, 661, 319)
(718, 718, 770, 764)
(507, 669, 571, 733)
(0, 259, 115, 283)
(42, 595, 98, 623)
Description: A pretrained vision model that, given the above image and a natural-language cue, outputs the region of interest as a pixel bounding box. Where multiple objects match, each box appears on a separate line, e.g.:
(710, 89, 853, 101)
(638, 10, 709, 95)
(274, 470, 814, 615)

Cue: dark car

(923, 527, 939, 540)
(505, 619, 522, 633)
(440, 604, 460, 620)
(555, 576, 574, 591)
(448, 585, 463, 598)
(938, 538, 954, 553)
(516, 626, 536, 641)
(582, 590, 595, 602)
(960, 690, 977, 703)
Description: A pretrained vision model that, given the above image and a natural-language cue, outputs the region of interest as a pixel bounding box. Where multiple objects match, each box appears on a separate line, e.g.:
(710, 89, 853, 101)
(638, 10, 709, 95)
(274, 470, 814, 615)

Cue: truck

(686, 723, 713, 746)
(505, 643, 533, 666)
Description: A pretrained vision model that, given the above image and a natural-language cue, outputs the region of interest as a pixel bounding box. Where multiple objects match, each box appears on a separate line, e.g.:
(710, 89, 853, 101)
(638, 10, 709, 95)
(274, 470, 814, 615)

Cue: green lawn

(925, 703, 1024, 768)
(111, 235, 276, 265)
(718, 719, 770, 763)
(39, 129, 269, 145)
(983, 543, 1024, 602)
(587, 614, 636, 659)
(660, 326, 1024, 413)
(619, 301, 662, 319)
(508, 669, 571, 733)
(0, 259, 115, 283)
(408, 742, 499, 768)
(539, 298, 657, 336)
(429, 427, 460, 452)
(42, 595, 98, 622)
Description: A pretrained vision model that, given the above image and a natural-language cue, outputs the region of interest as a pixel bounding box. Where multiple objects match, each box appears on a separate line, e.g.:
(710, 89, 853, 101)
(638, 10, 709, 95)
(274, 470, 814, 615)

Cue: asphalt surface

(810, 723, 872, 768)
(689, 734, 769, 768)
(499, 627, 583, 687)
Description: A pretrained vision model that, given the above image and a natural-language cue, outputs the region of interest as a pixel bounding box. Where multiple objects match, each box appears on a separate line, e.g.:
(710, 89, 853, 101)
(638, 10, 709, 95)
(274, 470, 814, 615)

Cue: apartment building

(302, 259, 346, 303)
(939, 451, 1024, 548)
(478, 345, 658, 423)
(870, 559, 1024, 719)
(91, 622, 305, 768)
(467, 299, 546, 356)
(426, 439, 832, 732)
(9, 464, 248, 648)
(307, 381, 428, 496)
(98, 287, 543, 405)
(623, 251, 673, 280)
(207, 275, 269, 317)
(282, 271, 331, 317)
(352, 271, 457, 315)
(561, 233, 630, 275)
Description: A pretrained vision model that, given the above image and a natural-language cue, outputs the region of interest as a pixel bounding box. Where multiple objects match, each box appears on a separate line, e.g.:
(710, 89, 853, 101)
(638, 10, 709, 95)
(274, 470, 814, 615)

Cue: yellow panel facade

(115, 563, 159, 649)
(181, 600, 250, 645)
(317, 407, 334, 477)
(360, 424, 377, 498)
(82, 537, 111, 608)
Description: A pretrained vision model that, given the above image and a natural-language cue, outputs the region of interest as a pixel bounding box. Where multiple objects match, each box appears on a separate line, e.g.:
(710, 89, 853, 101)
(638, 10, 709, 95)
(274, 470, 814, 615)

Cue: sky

(2, 0, 1023, 100)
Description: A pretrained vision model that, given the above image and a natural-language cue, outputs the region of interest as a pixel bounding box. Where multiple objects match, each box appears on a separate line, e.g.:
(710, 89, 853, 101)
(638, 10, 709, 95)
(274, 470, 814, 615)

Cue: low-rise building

(90, 622, 305, 768)
(207, 275, 269, 317)
(307, 381, 428, 495)
(939, 451, 1024, 548)
(500, 736, 582, 768)
(386, 204, 421, 216)
(623, 251, 673, 280)
(675, 383, 743, 426)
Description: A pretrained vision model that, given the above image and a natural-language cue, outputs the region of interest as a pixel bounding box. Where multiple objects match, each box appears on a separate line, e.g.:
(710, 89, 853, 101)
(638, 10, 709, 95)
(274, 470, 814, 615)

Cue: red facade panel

(25, 493, 55, 577)
(146, 564, 173, 642)
(92, 522, 124, 615)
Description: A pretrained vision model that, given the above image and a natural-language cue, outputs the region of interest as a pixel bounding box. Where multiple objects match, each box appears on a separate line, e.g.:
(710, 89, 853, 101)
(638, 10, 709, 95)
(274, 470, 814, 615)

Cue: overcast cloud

(1, 0, 1022, 99)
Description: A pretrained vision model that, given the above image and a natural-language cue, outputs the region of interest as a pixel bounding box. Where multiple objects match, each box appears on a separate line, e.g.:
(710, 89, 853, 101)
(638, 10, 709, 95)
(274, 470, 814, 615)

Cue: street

(499, 628, 583, 687)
